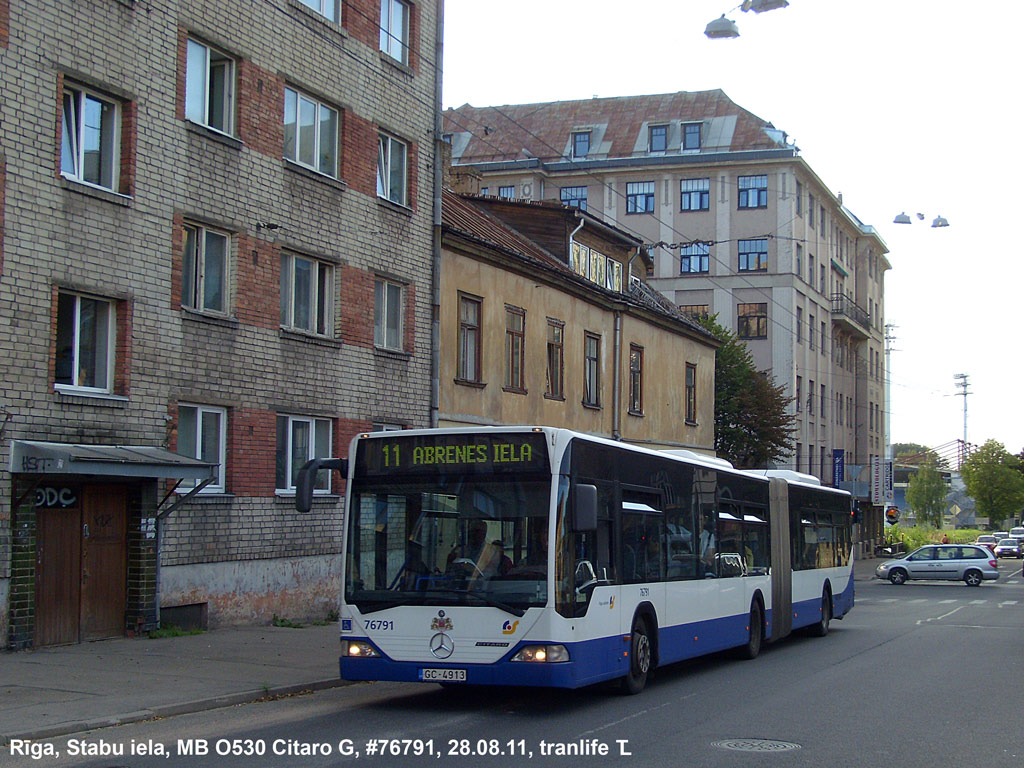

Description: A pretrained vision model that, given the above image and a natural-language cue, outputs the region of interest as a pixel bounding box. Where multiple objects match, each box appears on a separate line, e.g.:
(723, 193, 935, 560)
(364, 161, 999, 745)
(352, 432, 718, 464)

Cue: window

(458, 294, 481, 383)
(808, 313, 815, 350)
(820, 321, 827, 355)
(808, 194, 815, 227)
(808, 255, 815, 285)
(545, 319, 564, 399)
(374, 278, 403, 351)
(589, 249, 606, 288)
(680, 178, 710, 211)
(560, 186, 588, 211)
(60, 83, 120, 190)
(626, 181, 654, 214)
(680, 304, 709, 320)
(796, 307, 803, 343)
(298, 0, 337, 22)
(583, 332, 601, 407)
(480, 187, 489, 196)
(498, 185, 515, 199)
(738, 175, 768, 209)
(379, 0, 410, 65)
(821, 384, 827, 418)
(185, 38, 235, 134)
(680, 242, 710, 273)
(606, 259, 623, 292)
(738, 238, 768, 272)
(182, 224, 228, 313)
(571, 242, 589, 278)
(628, 345, 643, 414)
(737, 303, 767, 339)
(685, 363, 697, 423)
(796, 376, 803, 412)
(280, 253, 333, 335)
(504, 306, 525, 391)
(795, 243, 803, 275)
(796, 181, 803, 215)
(649, 124, 667, 153)
(55, 292, 114, 392)
(795, 443, 803, 472)
(683, 122, 701, 151)
(808, 380, 815, 416)
(377, 133, 407, 205)
(276, 415, 331, 492)
(177, 404, 226, 492)
(572, 131, 590, 158)
(283, 87, 338, 176)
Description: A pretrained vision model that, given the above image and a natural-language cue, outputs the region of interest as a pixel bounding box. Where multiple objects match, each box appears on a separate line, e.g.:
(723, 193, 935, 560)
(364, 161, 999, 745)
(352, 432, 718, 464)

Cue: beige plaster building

(440, 189, 718, 453)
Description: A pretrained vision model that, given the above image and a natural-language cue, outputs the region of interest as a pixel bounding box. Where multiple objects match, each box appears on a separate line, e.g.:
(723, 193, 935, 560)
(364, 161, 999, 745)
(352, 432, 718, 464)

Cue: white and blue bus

(297, 426, 854, 694)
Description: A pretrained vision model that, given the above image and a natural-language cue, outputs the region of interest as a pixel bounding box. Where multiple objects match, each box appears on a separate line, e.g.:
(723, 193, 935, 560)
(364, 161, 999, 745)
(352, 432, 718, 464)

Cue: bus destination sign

(356, 432, 549, 476)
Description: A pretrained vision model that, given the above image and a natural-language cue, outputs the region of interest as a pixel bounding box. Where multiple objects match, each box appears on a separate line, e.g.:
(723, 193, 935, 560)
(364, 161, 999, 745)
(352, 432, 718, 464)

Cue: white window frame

(377, 133, 408, 205)
(182, 224, 229, 314)
(280, 253, 334, 336)
(560, 186, 588, 210)
(60, 83, 120, 191)
(298, 0, 338, 22)
(380, 0, 410, 65)
(738, 175, 768, 209)
(276, 415, 332, 493)
(177, 404, 227, 493)
(680, 178, 710, 211)
(283, 86, 339, 177)
(497, 185, 515, 199)
(571, 131, 591, 159)
(54, 292, 115, 394)
(185, 38, 235, 134)
(374, 277, 404, 351)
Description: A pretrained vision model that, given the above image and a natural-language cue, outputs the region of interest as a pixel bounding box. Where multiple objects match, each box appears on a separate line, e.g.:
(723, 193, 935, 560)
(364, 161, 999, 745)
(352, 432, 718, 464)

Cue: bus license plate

(421, 668, 466, 682)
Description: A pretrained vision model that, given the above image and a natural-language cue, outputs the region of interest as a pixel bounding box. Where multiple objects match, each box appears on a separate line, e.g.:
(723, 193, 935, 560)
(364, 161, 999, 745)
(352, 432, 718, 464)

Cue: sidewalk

(1, 623, 347, 742)
(2, 558, 881, 743)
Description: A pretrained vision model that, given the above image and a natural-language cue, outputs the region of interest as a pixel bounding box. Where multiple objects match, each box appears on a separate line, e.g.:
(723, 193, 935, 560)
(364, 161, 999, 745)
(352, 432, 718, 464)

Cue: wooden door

(35, 507, 82, 647)
(80, 485, 127, 640)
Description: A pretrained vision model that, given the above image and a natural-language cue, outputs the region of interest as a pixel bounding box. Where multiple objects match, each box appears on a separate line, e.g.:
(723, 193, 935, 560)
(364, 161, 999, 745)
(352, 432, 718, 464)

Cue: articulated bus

(297, 426, 854, 694)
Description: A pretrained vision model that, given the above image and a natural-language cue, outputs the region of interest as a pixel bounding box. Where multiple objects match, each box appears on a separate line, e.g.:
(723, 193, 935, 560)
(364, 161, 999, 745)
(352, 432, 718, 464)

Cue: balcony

(831, 293, 871, 338)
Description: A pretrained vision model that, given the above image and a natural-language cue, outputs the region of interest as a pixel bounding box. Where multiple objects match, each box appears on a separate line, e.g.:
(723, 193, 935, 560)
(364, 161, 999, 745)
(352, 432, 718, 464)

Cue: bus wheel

(621, 617, 651, 695)
(809, 590, 831, 637)
(738, 601, 763, 659)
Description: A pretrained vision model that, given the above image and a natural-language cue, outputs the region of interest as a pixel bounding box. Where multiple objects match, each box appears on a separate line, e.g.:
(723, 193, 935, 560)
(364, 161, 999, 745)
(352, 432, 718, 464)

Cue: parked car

(1008, 527, 1024, 542)
(975, 534, 998, 553)
(994, 538, 1022, 559)
(874, 545, 999, 586)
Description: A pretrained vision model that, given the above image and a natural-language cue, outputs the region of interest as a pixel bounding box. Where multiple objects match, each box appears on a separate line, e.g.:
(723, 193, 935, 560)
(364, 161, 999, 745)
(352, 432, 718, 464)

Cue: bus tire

(621, 616, 651, 695)
(808, 589, 831, 637)
(737, 600, 764, 660)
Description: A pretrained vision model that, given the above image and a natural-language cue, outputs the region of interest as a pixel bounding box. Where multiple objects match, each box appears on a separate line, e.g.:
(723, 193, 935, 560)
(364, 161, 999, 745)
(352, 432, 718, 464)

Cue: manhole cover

(712, 739, 801, 753)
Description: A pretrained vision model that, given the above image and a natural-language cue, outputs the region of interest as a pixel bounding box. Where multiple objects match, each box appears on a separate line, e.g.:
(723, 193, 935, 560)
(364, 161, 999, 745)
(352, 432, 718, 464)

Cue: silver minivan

(874, 544, 999, 586)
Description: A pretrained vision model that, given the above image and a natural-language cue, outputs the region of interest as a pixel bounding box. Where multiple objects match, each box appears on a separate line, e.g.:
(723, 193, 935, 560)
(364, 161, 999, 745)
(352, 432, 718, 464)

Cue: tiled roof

(444, 90, 787, 164)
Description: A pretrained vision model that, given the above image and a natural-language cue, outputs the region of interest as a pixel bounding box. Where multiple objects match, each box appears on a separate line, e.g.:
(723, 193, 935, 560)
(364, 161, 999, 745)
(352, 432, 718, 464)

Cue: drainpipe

(612, 311, 622, 441)
(429, 0, 445, 429)
(568, 215, 585, 260)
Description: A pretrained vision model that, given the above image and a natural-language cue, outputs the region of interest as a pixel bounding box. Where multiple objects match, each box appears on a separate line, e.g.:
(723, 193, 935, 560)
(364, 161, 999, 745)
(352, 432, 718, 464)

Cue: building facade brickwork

(1, 0, 439, 647)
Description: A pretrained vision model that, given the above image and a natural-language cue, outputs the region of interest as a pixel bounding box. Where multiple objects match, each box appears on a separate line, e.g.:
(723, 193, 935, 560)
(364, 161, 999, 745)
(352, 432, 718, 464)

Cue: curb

(2, 679, 353, 744)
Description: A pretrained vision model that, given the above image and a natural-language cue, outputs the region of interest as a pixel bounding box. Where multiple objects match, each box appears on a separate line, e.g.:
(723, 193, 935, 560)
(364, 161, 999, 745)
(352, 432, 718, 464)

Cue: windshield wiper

(423, 587, 525, 617)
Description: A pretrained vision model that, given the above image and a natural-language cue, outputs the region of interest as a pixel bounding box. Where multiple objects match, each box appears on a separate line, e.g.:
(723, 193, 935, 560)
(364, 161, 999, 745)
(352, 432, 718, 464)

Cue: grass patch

(271, 614, 305, 629)
(148, 624, 204, 639)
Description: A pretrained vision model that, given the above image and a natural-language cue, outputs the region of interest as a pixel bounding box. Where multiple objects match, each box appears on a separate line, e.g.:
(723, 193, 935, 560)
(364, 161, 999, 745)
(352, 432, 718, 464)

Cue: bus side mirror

(573, 484, 598, 532)
(295, 458, 348, 513)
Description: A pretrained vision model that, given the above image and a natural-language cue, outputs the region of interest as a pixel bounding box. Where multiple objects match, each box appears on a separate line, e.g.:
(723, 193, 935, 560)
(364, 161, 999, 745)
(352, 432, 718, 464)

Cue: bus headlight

(511, 644, 569, 663)
(345, 640, 380, 657)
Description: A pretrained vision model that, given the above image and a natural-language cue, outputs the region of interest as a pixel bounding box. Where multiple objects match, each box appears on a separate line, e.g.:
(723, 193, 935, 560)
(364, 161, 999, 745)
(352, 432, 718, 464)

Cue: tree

(904, 460, 947, 527)
(960, 440, 1024, 526)
(698, 315, 795, 468)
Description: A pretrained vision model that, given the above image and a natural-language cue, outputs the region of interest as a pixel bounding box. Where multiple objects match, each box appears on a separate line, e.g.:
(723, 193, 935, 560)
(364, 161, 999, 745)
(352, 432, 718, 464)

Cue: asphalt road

(5, 561, 1021, 768)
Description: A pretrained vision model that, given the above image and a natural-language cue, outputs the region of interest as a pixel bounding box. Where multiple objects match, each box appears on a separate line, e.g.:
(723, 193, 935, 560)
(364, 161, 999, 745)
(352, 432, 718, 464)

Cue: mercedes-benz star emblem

(430, 632, 454, 659)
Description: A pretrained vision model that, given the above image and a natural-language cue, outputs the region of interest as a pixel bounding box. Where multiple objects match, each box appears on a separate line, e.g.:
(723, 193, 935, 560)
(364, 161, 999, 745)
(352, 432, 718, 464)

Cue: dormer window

(572, 131, 591, 159)
(649, 124, 667, 153)
(683, 122, 701, 152)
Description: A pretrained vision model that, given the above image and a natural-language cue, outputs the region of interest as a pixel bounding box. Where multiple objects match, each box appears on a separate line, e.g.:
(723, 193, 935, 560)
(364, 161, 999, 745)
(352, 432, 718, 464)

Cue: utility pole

(884, 324, 897, 464)
(953, 373, 970, 467)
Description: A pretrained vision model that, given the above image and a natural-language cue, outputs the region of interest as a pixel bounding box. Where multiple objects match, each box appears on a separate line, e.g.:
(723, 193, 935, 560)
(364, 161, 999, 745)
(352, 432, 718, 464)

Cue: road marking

(909, 598, 928, 603)
(916, 605, 964, 625)
(938, 599, 957, 604)
(998, 600, 1018, 606)
(969, 600, 987, 605)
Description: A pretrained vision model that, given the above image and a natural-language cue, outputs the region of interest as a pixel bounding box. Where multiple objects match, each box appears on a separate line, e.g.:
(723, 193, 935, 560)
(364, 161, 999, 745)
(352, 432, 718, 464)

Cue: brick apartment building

(444, 91, 890, 550)
(0, 0, 441, 648)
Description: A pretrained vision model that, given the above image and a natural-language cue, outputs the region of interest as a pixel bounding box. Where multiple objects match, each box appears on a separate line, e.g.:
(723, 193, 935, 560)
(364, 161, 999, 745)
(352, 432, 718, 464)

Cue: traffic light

(851, 504, 862, 524)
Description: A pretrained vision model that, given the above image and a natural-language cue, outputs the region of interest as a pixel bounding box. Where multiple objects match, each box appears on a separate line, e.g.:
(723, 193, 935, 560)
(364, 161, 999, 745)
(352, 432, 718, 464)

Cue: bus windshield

(346, 475, 552, 614)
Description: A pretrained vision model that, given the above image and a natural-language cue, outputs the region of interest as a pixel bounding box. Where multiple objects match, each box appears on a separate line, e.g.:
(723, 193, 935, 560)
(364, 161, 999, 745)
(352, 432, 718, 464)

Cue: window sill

(174, 490, 232, 501)
(374, 345, 410, 360)
(284, 159, 347, 193)
(286, 0, 348, 37)
(182, 308, 239, 329)
(582, 402, 602, 411)
(502, 386, 528, 396)
(54, 386, 129, 407)
(274, 490, 340, 501)
(685, 419, 698, 427)
(377, 196, 413, 215)
(280, 327, 342, 348)
(454, 378, 486, 389)
(60, 177, 132, 206)
(378, 50, 414, 76)
(543, 393, 565, 402)
(627, 409, 644, 418)
(185, 120, 243, 151)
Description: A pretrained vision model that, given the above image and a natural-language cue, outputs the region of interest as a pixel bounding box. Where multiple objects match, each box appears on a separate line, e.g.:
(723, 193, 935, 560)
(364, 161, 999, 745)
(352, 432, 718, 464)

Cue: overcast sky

(441, 0, 1023, 456)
